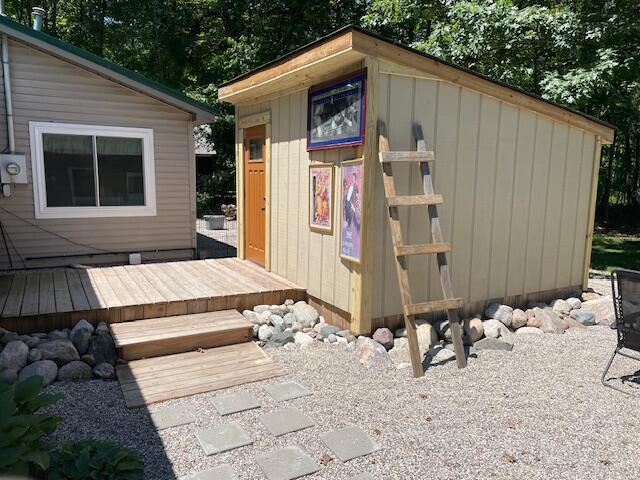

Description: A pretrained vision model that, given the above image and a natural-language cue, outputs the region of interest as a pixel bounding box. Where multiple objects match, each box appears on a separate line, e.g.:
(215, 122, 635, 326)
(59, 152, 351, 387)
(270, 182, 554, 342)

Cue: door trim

(237, 111, 271, 271)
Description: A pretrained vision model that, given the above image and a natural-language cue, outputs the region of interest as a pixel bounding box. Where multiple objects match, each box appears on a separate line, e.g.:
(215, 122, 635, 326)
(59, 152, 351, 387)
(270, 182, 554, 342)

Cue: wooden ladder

(378, 120, 467, 378)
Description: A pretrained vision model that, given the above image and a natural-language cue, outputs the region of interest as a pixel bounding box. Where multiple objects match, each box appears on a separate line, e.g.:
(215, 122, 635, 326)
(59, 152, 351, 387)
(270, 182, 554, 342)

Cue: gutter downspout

(0, 2, 15, 154)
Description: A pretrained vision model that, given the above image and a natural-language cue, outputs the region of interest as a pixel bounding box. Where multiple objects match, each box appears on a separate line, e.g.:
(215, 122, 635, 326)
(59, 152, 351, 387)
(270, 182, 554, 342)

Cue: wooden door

(244, 125, 266, 266)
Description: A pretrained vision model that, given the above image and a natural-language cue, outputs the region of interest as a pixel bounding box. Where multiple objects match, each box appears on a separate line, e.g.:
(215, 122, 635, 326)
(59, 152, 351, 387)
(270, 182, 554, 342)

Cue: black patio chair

(602, 268, 640, 394)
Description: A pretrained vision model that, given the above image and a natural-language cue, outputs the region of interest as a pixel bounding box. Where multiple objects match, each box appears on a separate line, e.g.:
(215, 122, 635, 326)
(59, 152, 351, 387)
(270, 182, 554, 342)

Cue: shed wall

(373, 72, 597, 319)
(0, 39, 195, 269)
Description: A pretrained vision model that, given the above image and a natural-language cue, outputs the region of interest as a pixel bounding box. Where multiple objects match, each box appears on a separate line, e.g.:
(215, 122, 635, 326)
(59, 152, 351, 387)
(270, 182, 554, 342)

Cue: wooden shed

(218, 26, 615, 335)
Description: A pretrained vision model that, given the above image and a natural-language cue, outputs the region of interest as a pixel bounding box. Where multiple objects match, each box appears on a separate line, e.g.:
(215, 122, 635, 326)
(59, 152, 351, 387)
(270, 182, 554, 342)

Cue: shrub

(49, 440, 144, 480)
(0, 376, 63, 476)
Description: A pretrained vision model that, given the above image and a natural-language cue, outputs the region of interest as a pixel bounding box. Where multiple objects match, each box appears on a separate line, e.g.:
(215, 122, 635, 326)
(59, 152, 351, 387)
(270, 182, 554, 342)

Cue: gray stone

(259, 408, 314, 436)
(0, 368, 17, 383)
(582, 291, 601, 302)
(348, 475, 375, 480)
(388, 337, 410, 365)
(264, 381, 312, 402)
(516, 326, 543, 335)
(48, 329, 68, 340)
(195, 422, 253, 455)
(535, 307, 566, 334)
(38, 339, 78, 367)
(27, 348, 41, 363)
(327, 333, 337, 343)
(95, 322, 110, 336)
(463, 316, 484, 343)
(293, 332, 315, 347)
(425, 345, 456, 365)
(80, 353, 95, 367)
(265, 331, 295, 348)
(474, 337, 514, 351)
(0, 331, 18, 345)
(354, 336, 393, 370)
(336, 330, 355, 342)
(270, 305, 289, 317)
(511, 309, 528, 329)
(270, 315, 285, 330)
(394, 327, 407, 338)
(291, 301, 319, 328)
(150, 405, 196, 430)
(243, 309, 269, 325)
(57, 360, 92, 381)
(252, 324, 260, 338)
(93, 362, 115, 380)
(256, 446, 319, 480)
(582, 296, 615, 326)
(69, 319, 94, 355)
(484, 303, 513, 326)
(313, 322, 327, 333)
(258, 324, 274, 342)
(212, 391, 261, 416)
(563, 315, 586, 330)
(283, 313, 297, 328)
(551, 299, 572, 315)
(372, 328, 394, 350)
(321, 426, 379, 462)
(416, 322, 439, 356)
(253, 304, 270, 314)
(88, 333, 117, 366)
(319, 325, 340, 339)
(0, 340, 28, 371)
(182, 465, 237, 480)
(570, 308, 597, 326)
(20, 335, 40, 349)
(290, 322, 303, 333)
(18, 360, 58, 387)
(482, 319, 510, 339)
(284, 299, 294, 306)
(567, 297, 582, 310)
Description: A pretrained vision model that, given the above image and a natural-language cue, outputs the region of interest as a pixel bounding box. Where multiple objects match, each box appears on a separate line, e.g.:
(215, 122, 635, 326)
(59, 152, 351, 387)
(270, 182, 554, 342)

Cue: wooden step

(380, 151, 435, 163)
(116, 342, 286, 408)
(395, 243, 451, 257)
(387, 194, 443, 206)
(404, 298, 464, 317)
(109, 310, 252, 361)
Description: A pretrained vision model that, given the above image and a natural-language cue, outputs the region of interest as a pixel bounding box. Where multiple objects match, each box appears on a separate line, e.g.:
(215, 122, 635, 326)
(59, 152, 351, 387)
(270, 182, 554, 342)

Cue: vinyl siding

(0, 39, 195, 268)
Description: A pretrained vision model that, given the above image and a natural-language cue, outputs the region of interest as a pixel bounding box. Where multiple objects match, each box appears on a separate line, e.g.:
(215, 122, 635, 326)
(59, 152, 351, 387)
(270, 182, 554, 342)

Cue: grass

(591, 233, 640, 272)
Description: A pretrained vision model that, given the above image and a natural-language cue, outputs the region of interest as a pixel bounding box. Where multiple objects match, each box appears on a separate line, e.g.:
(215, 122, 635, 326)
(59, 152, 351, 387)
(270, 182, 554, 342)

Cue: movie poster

(340, 159, 363, 262)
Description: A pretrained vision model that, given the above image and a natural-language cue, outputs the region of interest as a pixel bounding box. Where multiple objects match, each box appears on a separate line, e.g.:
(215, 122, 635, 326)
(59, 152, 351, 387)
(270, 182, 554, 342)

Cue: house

(0, 13, 216, 269)
(218, 25, 615, 335)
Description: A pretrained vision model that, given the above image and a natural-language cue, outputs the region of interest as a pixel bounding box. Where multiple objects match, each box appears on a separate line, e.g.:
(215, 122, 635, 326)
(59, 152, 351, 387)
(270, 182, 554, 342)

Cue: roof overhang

(219, 26, 614, 144)
(0, 16, 216, 124)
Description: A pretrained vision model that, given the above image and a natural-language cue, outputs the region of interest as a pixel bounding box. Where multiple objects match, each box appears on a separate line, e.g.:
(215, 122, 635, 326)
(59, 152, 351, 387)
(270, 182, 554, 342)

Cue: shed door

(243, 125, 266, 266)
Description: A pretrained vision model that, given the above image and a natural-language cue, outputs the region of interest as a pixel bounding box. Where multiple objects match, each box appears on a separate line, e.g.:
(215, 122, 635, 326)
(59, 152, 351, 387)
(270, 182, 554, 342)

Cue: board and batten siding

(237, 90, 358, 314)
(373, 71, 597, 319)
(0, 39, 195, 268)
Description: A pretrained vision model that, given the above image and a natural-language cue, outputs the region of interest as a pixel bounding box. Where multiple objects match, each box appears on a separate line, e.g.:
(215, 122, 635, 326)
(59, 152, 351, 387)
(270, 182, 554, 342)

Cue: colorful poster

(309, 163, 334, 233)
(340, 159, 363, 262)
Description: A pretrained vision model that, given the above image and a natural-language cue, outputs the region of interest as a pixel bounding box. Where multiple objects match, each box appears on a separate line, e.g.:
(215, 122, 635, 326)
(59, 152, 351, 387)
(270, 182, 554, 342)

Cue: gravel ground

(44, 324, 640, 480)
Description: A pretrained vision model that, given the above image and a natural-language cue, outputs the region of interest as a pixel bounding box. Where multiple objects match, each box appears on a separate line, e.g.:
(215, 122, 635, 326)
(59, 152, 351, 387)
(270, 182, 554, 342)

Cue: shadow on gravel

(423, 346, 478, 370)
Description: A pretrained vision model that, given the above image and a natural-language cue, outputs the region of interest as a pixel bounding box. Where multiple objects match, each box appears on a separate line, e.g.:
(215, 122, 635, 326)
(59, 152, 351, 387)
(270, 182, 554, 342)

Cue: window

(30, 122, 156, 218)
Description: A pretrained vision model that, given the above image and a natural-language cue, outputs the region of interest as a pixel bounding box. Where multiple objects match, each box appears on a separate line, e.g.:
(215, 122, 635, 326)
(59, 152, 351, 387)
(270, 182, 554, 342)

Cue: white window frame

(29, 122, 156, 219)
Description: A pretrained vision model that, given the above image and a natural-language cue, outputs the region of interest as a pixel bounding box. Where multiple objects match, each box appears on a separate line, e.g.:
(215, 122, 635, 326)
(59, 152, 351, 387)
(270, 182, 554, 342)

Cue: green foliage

(49, 440, 144, 480)
(0, 376, 63, 476)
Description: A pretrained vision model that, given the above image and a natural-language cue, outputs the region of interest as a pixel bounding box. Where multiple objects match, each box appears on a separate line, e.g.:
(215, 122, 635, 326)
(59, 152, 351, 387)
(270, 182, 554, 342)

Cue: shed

(0, 15, 216, 269)
(218, 25, 614, 335)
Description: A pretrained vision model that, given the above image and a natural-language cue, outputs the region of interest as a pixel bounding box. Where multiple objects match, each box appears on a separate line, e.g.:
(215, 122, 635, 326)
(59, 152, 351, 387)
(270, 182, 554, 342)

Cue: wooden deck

(0, 258, 305, 333)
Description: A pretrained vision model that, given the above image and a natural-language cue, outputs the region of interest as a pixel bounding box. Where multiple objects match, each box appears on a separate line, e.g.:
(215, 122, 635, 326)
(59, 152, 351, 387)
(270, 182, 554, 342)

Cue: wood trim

(582, 136, 603, 289)
(235, 106, 245, 260)
(264, 122, 272, 271)
(239, 111, 271, 129)
(187, 120, 197, 250)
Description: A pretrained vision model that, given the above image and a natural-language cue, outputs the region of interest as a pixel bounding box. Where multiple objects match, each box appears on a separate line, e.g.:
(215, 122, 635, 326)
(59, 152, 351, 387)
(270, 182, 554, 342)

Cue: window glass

(97, 136, 144, 206)
(43, 133, 96, 206)
(249, 138, 262, 160)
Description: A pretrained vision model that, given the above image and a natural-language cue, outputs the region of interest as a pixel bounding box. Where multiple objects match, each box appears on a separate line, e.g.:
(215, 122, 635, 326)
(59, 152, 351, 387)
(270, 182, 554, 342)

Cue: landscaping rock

(270, 315, 285, 331)
(433, 319, 451, 341)
(0, 330, 18, 345)
(284, 299, 294, 306)
(527, 314, 542, 328)
(319, 325, 340, 339)
(482, 319, 510, 339)
(48, 329, 68, 340)
(511, 309, 528, 329)
(336, 330, 356, 343)
(18, 360, 58, 386)
(563, 316, 586, 330)
(551, 299, 572, 315)
(265, 331, 295, 348)
(69, 319, 94, 355)
(313, 322, 328, 334)
(327, 333, 338, 343)
(88, 334, 117, 366)
(57, 361, 92, 381)
(416, 322, 439, 356)
(570, 308, 597, 326)
(80, 353, 96, 367)
(354, 336, 393, 370)
(485, 303, 513, 327)
(0, 368, 17, 383)
(567, 297, 582, 310)
(425, 345, 456, 364)
(32, 332, 48, 339)
(258, 325, 274, 342)
(270, 305, 289, 317)
(95, 322, 110, 336)
(516, 326, 543, 335)
(535, 307, 566, 334)
(372, 328, 394, 350)
(463, 316, 484, 344)
(290, 322, 303, 333)
(39, 339, 80, 366)
(93, 362, 116, 380)
(581, 291, 601, 302)
(20, 335, 40, 349)
(253, 304, 270, 314)
(28, 349, 42, 363)
(582, 296, 615, 326)
(242, 310, 269, 325)
(293, 332, 315, 347)
(283, 313, 297, 328)
(474, 337, 514, 351)
(0, 340, 29, 371)
(291, 301, 319, 328)
(395, 327, 407, 338)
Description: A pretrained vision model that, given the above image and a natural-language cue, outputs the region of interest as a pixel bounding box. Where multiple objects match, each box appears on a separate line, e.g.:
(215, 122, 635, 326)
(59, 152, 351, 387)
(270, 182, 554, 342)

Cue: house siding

(0, 39, 195, 269)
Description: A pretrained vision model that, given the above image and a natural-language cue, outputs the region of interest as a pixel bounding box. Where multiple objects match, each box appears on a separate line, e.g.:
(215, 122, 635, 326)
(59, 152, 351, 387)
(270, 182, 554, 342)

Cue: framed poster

(309, 163, 334, 234)
(340, 158, 363, 263)
(307, 69, 366, 151)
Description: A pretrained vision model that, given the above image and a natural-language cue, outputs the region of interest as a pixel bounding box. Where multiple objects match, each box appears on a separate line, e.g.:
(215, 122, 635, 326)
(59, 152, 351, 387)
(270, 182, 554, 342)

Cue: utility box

(0, 154, 27, 184)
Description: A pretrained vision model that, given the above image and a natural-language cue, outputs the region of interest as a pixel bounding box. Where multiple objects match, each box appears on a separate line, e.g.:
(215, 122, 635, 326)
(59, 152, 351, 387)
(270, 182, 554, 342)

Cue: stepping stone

(259, 408, 314, 437)
(195, 422, 253, 455)
(181, 464, 237, 480)
(321, 426, 379, 462)
(256, 445, 319, 480)
(149, 405, 196, 430)
(348, 475, 374, 480)
(264, 381, 312, 402)
(212, 391, 261, 416)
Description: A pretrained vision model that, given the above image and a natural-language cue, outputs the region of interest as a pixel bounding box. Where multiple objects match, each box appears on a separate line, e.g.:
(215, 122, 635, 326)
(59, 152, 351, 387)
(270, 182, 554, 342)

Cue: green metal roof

(0, 14, 217, 122)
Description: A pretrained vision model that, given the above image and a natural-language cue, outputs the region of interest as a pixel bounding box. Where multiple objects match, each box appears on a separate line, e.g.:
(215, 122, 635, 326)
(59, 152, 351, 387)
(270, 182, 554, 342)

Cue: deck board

(0, 259, 305, 333)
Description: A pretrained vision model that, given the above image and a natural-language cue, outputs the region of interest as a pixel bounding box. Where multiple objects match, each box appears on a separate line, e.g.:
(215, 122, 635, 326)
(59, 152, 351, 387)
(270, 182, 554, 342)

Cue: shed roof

(218, 25, 614, 143)
(0, 15, 217, 124)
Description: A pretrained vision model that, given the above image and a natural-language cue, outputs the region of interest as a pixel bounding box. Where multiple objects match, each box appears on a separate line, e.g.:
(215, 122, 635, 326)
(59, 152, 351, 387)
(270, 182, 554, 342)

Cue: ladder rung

(404, 298, 463, 317)
(395, 243, 451, 257)
(380, 151, 435, 163)
(387, 194, 443, 207)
